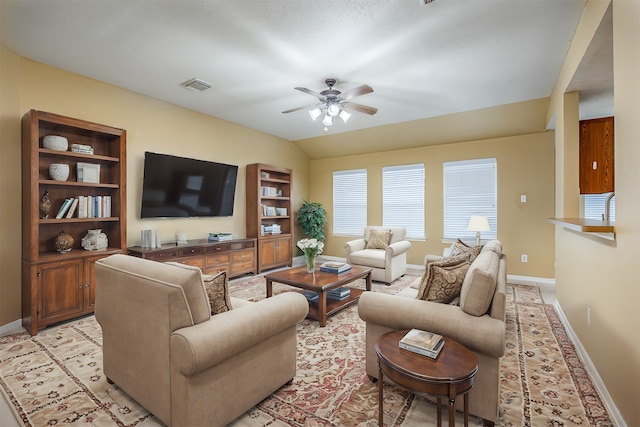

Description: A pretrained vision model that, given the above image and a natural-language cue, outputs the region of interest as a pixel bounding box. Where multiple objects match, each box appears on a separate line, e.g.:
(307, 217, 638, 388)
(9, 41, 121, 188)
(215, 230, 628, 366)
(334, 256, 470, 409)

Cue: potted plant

(297, 200, 327, 241)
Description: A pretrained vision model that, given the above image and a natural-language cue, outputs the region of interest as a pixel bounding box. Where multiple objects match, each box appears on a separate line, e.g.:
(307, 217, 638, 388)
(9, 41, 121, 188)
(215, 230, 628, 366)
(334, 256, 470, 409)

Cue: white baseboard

(0, 319, 24, 337)
(552, 301, 626, 426)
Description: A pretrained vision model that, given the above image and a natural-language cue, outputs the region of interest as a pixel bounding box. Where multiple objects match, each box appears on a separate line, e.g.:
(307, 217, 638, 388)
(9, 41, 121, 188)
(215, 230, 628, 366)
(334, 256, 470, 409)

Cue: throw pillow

(416, 254, 471, 303)
(366, 229, 392, 250)
(203, 270, 232, 315)
(450, 239, 481, 261)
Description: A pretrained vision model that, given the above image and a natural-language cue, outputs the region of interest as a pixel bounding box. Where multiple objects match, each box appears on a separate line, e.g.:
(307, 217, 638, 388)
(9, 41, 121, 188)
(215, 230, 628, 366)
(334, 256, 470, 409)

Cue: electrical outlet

(520, 194, 527, 203)
(587, 306, 591, 326)
(521, 254, 528, 263)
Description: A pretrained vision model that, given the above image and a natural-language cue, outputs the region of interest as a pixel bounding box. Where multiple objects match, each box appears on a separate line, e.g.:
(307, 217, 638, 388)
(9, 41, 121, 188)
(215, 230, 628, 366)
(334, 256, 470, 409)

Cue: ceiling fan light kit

(283, 78, 377, 130)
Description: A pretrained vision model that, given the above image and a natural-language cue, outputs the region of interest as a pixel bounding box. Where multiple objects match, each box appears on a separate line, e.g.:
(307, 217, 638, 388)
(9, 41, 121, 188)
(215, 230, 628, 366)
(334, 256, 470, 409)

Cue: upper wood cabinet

(579, 116, 614, 194)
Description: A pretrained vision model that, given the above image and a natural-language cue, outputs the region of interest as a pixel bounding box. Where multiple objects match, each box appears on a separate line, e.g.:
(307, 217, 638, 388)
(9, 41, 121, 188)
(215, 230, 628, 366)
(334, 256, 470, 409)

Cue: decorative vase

(42, 135, 69, 151)
(81, 229, 108, 251)
(39, 190, 52, 219)
(49, 163, 70, 181)
(54, 230, 74, 253)
(305, 251, 316, 273)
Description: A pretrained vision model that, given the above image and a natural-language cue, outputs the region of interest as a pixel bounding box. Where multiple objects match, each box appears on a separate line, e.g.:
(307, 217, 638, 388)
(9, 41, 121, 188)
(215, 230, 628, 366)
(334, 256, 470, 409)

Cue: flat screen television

(140, 151, 238, 218)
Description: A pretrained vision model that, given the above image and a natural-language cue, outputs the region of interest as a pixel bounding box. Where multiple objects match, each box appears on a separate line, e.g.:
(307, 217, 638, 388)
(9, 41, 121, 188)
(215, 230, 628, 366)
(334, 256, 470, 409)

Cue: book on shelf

(65, 198, 79, 218)
(319, 262, 352, 274)
(399, 329, 444, 359)
(327, 286, 351, 300)
(55, 198, 74, 219)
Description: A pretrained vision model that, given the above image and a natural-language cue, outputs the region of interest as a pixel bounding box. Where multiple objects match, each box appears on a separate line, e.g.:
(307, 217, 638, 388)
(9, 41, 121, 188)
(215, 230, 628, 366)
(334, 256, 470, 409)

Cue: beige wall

(0, 45, 23, 327)
(549, 0, 639, 424)
(0, 47, 310, 328)
(310, 130, 556, 278)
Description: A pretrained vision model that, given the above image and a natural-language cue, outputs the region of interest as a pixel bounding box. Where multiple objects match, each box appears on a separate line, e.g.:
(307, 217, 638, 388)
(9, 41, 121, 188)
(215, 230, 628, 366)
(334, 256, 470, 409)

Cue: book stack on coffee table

(319, 262, 352, 274)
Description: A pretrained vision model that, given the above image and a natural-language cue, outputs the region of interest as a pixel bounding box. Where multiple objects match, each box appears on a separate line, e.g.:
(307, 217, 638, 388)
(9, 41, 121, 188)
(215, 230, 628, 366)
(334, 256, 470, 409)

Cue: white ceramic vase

(49, 163, 70, 181)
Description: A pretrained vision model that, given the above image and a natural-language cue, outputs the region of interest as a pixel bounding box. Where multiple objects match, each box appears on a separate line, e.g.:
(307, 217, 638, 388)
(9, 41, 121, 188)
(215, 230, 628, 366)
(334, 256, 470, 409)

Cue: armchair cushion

(203, 271, 232, 314)
(416, 254, 471, 303)
(366, 228, 392, 249)
(460, 249, 499, 316)
(166, 262, 232, 315)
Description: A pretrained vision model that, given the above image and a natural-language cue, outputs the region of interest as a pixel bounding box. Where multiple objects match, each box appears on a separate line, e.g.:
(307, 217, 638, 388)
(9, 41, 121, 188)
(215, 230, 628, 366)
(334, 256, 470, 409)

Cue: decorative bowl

(43, 135, 69, 151)
(49, 163, 70, 181)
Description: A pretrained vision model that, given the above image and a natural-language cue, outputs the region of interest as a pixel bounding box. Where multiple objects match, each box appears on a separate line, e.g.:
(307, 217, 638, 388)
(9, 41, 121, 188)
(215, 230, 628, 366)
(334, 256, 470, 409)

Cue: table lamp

(467, 215, 490, 246)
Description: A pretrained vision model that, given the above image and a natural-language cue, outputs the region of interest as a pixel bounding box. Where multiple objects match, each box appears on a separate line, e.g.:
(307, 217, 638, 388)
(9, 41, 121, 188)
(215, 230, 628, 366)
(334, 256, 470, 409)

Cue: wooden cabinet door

(84, 253, 112, 312)
(38, 259, 84, 322)
(260, 240, 278, 270)
(580, 117, 614, 194)
(275, 237, 292, 265)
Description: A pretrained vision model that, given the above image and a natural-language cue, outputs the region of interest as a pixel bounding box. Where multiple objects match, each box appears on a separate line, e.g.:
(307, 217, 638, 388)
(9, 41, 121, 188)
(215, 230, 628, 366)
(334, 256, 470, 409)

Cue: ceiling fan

(282, 78, 378, 129)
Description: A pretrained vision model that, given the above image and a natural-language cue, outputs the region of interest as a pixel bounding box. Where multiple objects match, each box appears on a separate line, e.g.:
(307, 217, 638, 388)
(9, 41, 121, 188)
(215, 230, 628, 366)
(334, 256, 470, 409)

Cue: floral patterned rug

(0, 276, 615, 426)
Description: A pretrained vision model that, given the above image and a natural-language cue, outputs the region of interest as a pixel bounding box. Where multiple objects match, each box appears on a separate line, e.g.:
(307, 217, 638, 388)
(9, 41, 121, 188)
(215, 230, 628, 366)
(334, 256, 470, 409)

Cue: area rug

(0, 276, 616, 426)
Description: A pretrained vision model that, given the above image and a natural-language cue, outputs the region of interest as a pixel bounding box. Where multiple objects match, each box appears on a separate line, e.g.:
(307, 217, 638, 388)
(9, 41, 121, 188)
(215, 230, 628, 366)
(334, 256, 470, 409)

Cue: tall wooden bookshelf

(245, 163, 293, 272)
(21, 110, 126, 335)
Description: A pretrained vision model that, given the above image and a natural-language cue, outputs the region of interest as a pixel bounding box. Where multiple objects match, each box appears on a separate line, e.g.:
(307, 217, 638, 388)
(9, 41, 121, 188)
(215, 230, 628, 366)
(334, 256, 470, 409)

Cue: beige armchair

(345, 226, 411, 284)
(94, 254, 308, 427)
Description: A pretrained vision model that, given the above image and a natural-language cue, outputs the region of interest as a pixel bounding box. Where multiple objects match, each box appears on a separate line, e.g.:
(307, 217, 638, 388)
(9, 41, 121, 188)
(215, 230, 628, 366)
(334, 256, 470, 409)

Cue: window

(383, 164, 425, 240)
(333, 169, 367, 235)
(583, 193, 615, 221)
(443, 158, 497, 241)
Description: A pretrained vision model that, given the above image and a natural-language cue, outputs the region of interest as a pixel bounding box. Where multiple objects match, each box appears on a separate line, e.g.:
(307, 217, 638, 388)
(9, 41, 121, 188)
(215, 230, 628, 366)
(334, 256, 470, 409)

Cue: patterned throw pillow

(203, 271, 232, 314)
(416, 254, 472, 303)
(450, 239, 481, 262)
(366, 229, 392, 250)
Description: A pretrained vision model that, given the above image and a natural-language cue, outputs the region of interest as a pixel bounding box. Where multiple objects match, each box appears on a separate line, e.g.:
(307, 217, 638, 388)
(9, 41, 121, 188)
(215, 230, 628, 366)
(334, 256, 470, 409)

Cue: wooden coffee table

(264, 264, 372, 326)
(376, 330, 478, 427)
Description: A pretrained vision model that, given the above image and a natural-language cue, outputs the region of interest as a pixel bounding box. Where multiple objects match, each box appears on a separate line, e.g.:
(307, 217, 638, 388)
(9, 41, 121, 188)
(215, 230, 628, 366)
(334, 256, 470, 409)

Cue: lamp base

(475, 232, 481, 247)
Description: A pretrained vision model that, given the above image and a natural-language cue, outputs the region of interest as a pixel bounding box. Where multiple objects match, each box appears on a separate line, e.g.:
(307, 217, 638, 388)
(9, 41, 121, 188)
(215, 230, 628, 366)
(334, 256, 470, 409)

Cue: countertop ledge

(548, 218, 616, 240)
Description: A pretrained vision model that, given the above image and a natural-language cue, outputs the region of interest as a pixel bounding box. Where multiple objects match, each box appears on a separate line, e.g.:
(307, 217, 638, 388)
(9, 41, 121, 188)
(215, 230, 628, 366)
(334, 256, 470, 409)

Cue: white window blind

(333, 169, 367, 235)
(583, 193, 615, 221)
(443, 158, 497, 241)
(383, 164, 425, 240)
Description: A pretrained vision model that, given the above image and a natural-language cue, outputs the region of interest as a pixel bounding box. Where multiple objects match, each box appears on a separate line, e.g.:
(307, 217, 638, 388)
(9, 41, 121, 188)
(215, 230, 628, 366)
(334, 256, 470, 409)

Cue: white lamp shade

(322, 114, 333, 127)
(467, 215, 490, 232)
(339, 110, 352, 123)
(308, 107, 322, 121)
(327, 103, 341, 117)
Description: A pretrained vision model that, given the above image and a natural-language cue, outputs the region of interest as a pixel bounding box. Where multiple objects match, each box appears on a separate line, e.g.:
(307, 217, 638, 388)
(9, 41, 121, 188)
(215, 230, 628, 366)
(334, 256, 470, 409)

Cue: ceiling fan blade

(282, 103, 320, 114)
(295, 87, 326, 101)
(340, 84, 374, 100)
(345, 102, 378, 115)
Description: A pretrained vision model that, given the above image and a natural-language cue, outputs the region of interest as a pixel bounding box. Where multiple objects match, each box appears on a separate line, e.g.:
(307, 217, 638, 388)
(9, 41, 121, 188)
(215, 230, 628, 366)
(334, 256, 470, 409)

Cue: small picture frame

(77, 162, 100, 183)
(265, 206, 277, 216)
(260, 171, 270, 179)
(275, 207, 287, 216)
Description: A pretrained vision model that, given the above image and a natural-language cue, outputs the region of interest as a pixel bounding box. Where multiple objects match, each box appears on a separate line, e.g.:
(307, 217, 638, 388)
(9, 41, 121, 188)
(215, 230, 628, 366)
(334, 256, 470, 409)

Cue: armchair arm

(171, 292, 309, 377)
(386, 240, 411, 257)
(358, 292, 504, 358)
(345, 238, 366, 255)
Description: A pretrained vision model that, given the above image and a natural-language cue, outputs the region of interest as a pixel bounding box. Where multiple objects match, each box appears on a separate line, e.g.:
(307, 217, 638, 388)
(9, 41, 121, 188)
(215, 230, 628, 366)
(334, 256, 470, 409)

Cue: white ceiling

(2, 0, 603, 143)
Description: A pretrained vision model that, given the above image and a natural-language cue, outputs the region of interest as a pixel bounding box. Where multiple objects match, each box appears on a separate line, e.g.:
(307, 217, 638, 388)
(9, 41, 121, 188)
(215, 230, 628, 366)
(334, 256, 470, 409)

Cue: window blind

(333, 169, 367, 235)
(383, 164, 425, 240)
(583, 193, 615, 221)
(443, 158, 497, 241)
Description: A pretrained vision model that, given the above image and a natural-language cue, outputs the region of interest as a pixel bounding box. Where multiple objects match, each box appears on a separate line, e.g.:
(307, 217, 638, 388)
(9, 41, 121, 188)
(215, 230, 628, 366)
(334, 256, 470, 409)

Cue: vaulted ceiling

(2, 0, 612, 149)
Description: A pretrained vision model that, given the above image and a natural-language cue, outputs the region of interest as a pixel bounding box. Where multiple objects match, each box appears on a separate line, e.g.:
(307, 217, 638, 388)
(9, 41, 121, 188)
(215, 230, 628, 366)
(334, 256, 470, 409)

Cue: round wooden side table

(375, 330, 478, 427)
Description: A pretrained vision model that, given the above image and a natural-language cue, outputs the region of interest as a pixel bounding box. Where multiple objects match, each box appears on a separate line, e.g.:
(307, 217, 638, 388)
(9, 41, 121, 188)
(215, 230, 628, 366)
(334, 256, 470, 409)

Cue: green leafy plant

(297, 200, 327, 241)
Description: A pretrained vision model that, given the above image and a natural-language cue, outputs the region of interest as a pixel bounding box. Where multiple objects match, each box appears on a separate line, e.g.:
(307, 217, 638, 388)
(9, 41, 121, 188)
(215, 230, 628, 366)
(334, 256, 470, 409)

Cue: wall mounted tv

(140, 151, 238, 218)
